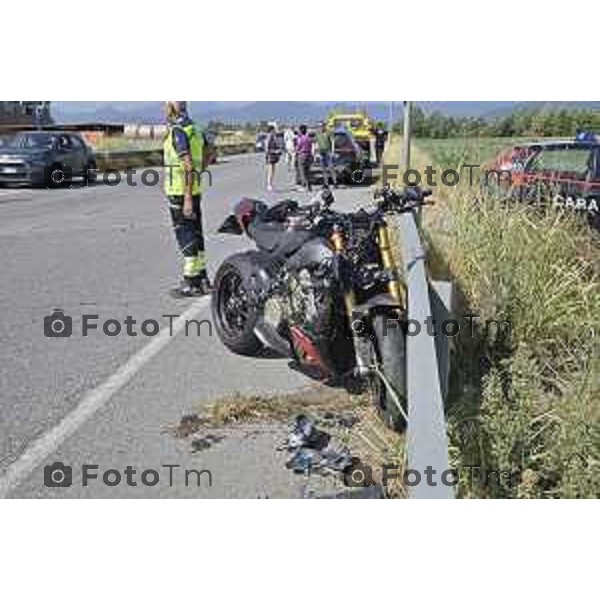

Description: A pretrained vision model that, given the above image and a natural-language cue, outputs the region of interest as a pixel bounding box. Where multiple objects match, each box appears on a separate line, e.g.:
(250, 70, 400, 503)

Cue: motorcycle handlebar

(373, 185, 433, 211)
(274, 185, 431, 225)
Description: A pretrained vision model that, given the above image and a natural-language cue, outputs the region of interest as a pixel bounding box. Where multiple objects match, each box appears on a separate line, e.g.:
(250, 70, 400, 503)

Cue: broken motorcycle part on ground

(280, 414, 363, 483)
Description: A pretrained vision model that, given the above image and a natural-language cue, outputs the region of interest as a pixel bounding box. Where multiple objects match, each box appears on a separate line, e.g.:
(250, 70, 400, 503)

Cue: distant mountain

(52, 102, 251, 124)
(51, 101, 600, 125)
(52, 101, 394, 124)
(484, 101, 600, 118)
(197, 102, 394, 124)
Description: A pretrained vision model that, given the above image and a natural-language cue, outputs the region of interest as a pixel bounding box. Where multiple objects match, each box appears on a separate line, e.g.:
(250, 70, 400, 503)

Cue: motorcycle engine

(287, 268, 320, 326)
(263, 267, 327, 333)
(261, 262, 353, 376)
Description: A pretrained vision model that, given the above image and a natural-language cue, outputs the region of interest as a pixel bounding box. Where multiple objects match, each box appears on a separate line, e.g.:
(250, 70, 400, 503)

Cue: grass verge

(384, 135, 600, 498)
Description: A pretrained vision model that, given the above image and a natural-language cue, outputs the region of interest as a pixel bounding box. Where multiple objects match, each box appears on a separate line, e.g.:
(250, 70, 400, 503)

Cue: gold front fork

(378, 221, 406, 308)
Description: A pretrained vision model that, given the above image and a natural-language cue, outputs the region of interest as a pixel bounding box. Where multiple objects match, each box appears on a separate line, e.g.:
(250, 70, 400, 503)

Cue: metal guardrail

(397, 212, 454, 499)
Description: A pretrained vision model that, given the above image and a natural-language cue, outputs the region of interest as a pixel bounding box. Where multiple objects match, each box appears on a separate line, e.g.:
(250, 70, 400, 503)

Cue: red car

(489, 135, 600, 228)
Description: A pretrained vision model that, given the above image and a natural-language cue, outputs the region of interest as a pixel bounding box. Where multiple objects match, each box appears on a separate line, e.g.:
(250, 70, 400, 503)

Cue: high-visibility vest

(163, 123, 204, 195)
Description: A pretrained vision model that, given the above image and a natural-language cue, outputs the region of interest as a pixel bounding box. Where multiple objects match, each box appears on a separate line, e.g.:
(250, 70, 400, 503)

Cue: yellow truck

(326, 112, 374, 156)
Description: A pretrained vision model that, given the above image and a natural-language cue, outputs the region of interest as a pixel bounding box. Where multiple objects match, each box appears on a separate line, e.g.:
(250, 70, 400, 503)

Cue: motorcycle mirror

(217, 214, 243, 235)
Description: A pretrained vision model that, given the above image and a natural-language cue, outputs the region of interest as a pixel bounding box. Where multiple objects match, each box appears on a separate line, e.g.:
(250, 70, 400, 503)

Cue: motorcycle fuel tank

(285, 237, 335, 270)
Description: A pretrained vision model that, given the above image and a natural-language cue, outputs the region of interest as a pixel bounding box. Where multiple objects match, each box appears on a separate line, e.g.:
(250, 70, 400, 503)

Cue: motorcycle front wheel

(370, 312, 408, 432)
(211, 255, 263, 356)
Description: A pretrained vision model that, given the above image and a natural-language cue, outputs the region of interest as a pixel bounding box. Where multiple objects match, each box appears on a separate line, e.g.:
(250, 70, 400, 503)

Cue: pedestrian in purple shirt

(295, 124, 313, 191)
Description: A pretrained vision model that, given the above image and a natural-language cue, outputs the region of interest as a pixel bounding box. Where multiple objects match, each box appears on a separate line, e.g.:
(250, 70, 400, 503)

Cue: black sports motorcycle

(211, 185, 432, 430)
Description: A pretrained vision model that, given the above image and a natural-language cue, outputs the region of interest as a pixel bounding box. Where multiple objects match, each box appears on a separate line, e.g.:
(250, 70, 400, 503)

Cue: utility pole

(388, 101, 394, 130)
(402, 101, 412, 171)
(403, 101, 421, 224)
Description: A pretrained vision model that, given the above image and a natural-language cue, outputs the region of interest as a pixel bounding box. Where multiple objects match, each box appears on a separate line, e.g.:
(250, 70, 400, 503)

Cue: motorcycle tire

(211, 254, 263, 356)
(371, 312, 408, 432)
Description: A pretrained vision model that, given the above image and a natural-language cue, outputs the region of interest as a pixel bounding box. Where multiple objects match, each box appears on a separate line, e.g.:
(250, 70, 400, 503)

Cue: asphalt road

(0, 155, 372, 498)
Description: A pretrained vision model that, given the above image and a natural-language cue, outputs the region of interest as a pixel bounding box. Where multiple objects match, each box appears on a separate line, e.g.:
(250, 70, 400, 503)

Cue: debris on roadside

(170, 386, 364, 439)
(168, 384, 406, 498)
(303, 486, 386, 499)
(281, 414, 332, 452)
(278, 413, 367, 488)
(191, 433, 226, 453)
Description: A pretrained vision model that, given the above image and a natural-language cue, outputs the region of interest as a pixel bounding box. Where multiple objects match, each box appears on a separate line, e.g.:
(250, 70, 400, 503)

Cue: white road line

(0, 296, 211, 498)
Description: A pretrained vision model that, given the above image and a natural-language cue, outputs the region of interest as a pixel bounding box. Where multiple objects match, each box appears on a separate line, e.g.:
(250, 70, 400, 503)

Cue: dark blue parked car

(0, 131, 97, 187)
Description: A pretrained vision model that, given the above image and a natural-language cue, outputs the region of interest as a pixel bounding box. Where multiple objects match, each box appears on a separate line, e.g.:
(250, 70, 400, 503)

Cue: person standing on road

(374, 124, 388, 165)
(265, 125, 281, 191)
(295, 124, 313, 191)
(283, 126, 296, 171)
(164, 101, 211, 298)
(315, 122, 337, 188)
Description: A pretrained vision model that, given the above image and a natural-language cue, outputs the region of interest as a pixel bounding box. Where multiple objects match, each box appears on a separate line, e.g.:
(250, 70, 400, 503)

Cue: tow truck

(326, 111, 374, 158)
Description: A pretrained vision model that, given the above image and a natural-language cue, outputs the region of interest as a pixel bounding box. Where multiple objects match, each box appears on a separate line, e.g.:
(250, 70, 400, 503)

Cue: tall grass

(385, 135, 600, 498)
(415, 136, 548, 169)
(439, 192, 599, 498)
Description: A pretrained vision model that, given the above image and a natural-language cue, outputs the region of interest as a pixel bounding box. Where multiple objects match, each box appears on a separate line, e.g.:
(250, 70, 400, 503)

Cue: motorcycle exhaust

(253, 316, 293, 358)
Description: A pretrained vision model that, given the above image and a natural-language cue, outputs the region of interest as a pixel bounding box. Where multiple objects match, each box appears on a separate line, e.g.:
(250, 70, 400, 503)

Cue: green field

(415, 135, 594, 181)
(415, 136, 546, 170)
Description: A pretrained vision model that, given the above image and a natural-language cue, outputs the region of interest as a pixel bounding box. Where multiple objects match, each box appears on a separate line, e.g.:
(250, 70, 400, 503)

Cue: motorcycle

(211, 185, 432, 431)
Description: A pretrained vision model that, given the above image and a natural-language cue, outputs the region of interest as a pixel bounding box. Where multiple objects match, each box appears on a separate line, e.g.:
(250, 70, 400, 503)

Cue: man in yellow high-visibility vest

(163, 101, 211, 297)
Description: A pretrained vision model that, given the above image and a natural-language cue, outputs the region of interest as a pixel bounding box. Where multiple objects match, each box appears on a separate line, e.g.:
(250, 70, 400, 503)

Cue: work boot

(169, 279, 204, 298)
(193, 271, 213, 296)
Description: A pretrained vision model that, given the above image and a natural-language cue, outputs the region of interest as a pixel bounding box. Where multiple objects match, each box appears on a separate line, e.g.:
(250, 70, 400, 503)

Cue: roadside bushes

(386, 137, 600, 498)
(433, 159, 599, 498)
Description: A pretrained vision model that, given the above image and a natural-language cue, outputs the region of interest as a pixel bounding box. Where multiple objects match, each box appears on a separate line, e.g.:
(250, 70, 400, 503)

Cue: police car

(490, 133, 600, 229)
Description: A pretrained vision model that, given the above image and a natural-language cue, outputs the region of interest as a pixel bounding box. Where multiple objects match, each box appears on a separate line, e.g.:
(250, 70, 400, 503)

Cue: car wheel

(587, 210, 600, 231)
(45, 163, 65, 188)
(84, 159, 97, 185)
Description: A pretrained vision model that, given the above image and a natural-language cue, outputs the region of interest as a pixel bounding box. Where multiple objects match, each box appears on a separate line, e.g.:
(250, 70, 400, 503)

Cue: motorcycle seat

(248, 220, 287, 252)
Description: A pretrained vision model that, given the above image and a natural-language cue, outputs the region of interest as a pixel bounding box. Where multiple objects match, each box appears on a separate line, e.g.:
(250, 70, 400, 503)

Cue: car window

(59, 135, 73, 149)
(0, 133, 56, 148)
(334, 119, 363, 130)
(333, 133, 354, 152)
(528, 148, 592, 178)
(69, 136, 84, 149)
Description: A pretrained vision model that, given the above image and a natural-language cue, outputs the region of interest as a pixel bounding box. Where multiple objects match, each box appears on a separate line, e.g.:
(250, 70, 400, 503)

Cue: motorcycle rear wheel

(212, 255, 263, 356)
